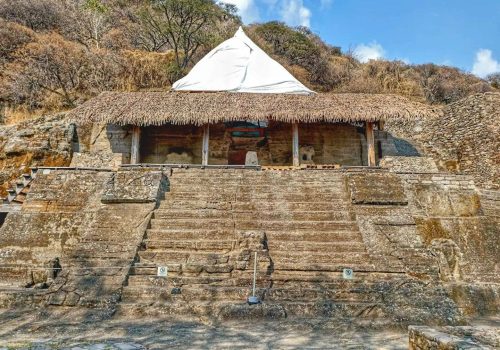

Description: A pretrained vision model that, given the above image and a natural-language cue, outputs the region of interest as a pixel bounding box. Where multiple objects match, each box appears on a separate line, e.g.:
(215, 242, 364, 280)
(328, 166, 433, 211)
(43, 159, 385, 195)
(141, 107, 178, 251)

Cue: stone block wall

(0, 168, 166, 308)
(0, 113, 73, 196)
(409, 325, 499, 349)
(386, 92, 500, 189)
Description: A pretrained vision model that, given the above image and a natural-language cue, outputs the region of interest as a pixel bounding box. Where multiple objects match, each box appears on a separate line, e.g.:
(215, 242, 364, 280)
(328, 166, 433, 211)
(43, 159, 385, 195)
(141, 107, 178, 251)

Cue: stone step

(279, 301, 383, 318)
(158, 200, 348, 211)
(267, 241, 366, 252)
(270, 270, 407, 282)
(137, 251, 230, 265)
(271, 252, 371, 265)
(142, 239, 236, 251)
(145, 229, 236, 241)
(64, 250, 135, 259)
(274, 262, 408, 273)
(168, 187, 346, 195)
(265, 288, 381, 303)
(121, 285, 261, 303)
(265, 230, 361, 242)
(232, 201, 349, 211)
(153, 210, 353, 221)
(149, 219, 358, 231)
(127, 273, 271, 288)
(165, 193, 347, 202)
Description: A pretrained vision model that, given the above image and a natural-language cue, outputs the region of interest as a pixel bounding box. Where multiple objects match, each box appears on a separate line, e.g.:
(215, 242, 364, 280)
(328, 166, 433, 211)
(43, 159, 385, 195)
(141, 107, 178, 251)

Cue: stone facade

(0, 168, 166, 308)
(0, 113, 74, 196)
(386, 92, 500, 189)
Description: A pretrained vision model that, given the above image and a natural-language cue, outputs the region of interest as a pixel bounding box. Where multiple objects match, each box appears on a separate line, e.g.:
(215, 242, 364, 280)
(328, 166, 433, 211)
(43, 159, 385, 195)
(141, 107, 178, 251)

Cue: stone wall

(71, 123, 132, 169)
(409, 325, 499, 349)
(0, 168, 166, 308)
(386, 92, 500, 189)
(0, 113, 74, 196)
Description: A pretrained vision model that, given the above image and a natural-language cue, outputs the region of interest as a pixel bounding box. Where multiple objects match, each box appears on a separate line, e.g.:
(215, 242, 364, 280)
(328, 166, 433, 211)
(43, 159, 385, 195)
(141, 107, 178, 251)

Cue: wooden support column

(202, 124, 209, 166)
(366, 121, 376, 167)
(130, 125, 141, 165)
(292, 122, 299, 167)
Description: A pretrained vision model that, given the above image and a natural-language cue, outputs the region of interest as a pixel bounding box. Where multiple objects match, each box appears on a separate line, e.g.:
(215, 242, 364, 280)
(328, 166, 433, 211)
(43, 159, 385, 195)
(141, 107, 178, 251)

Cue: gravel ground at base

(1, 309, 497, 350)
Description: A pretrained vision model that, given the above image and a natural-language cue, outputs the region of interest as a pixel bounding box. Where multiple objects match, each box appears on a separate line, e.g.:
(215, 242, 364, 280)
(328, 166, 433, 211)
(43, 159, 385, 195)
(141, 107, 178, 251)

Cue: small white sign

(42, 169, 51, 175)
(157, 266, 168, 277)
(343, 268, 354, 279)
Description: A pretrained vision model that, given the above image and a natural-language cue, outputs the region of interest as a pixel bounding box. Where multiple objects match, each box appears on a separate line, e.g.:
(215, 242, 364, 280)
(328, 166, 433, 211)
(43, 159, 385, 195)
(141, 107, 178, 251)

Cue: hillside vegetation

(0, 0, 496, 123)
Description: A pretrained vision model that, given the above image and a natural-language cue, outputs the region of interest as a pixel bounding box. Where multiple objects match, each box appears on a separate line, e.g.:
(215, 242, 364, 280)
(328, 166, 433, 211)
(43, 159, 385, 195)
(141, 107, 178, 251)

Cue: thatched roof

(69, 91, 441, 126)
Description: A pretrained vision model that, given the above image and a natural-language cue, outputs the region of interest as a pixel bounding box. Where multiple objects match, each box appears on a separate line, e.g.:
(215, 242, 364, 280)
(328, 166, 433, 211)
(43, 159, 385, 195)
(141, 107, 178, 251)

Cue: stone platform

(0, 167, 497, 327)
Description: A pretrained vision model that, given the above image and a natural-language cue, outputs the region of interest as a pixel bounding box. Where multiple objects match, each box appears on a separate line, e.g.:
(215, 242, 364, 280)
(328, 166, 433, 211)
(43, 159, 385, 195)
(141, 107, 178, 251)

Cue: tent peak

(172, 27, 315, 95)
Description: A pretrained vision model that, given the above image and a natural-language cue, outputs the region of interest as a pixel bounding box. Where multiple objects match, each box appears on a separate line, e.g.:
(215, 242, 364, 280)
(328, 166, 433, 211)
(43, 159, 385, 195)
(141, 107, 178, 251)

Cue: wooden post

(130, 126, 141, 165)
(366, 121, 376, 167)
(202, 124, 209, 166)
(292, 122, 299, 167)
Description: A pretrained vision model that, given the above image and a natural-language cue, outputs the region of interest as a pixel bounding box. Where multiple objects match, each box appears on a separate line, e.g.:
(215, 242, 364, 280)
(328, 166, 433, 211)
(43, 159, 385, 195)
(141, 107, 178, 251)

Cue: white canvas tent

(172, 27, 315, 95)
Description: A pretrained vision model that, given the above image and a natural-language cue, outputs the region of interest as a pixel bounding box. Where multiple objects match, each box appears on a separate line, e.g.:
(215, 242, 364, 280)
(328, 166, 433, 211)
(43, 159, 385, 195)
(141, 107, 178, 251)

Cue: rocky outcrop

(385, 92, 500, 189)
(0, 113, 74, 197)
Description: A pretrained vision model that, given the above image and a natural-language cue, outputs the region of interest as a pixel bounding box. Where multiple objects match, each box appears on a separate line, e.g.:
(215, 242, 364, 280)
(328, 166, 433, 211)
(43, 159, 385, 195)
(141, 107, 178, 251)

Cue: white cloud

(472, 49, 500, 78)
(320, 0, 333, 8)
(280, 0, 311, 27)
(353, 42, 385, 63)
(224, 0, 260, 23)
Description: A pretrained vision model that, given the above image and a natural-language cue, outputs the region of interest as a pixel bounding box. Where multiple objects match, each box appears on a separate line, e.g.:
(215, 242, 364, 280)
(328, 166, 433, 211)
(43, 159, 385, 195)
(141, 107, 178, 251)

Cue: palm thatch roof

(69, 91, 441, 126)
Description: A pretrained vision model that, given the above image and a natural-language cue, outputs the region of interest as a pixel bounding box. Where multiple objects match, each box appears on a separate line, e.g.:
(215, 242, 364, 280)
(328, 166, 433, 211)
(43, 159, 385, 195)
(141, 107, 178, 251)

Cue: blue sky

(225, 0, 500, 78)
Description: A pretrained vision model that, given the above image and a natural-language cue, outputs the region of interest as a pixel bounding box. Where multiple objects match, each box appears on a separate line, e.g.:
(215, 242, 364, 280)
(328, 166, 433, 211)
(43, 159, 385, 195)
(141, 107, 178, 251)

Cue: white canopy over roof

(172, 27, 315, 95)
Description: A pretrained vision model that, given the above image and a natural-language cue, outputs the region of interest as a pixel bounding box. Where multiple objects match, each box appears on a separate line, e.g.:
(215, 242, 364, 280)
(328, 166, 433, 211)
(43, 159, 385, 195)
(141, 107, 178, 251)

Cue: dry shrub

(120, 50, 175, 90)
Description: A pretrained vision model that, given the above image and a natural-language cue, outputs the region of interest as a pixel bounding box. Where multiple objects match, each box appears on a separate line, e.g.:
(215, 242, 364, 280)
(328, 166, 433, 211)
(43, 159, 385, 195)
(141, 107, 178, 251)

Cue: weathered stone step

(267, 241, 366, 252)
(165, 193, 347, 201)
(266, 288, 381, 303)
(126, 275, 270, 292)
(149, 219, 358, 231)
(265, 230, 361, 242)
(273, 263, 408, 273)
(138, 251, 230, 265)
(168, 186, 346, 194)
(270, 270, 407, 282)
(121, 285, 262, 303)
(146, 229, 236, 241)
(280, 301, 383, 318)
(150, 218, 234, 230)
(64, 244, 136, 254)
(153, 209, 352, 221)
(158, 200, 348, 211)
(232, 201, 349, 211)
(142, 239, 236, 251)
(64, 250, 135, 259)
(271, 252, 370, 265)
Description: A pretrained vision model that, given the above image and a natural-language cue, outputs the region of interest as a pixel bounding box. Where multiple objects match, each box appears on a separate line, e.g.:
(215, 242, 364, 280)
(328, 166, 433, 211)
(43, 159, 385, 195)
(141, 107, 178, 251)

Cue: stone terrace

(0, 166, 498, 326)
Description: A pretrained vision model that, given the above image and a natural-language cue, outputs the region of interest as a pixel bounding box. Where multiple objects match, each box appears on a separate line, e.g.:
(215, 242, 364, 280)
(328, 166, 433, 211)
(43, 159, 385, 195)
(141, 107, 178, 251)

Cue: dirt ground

(0, 308, 498, 350)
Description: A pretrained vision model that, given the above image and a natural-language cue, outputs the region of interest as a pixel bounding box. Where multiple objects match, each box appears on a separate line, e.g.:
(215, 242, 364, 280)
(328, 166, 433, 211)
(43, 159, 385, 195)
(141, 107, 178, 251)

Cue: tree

(138, 0, 238, 72)
(3, 33, 89, 108)
(0, 0, 65, 31)
(487, 72, 500, 89)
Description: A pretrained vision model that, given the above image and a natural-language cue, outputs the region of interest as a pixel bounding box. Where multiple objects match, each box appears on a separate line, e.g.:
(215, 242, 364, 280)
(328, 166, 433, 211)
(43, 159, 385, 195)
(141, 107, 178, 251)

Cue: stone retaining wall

(386, 92, 500, 189)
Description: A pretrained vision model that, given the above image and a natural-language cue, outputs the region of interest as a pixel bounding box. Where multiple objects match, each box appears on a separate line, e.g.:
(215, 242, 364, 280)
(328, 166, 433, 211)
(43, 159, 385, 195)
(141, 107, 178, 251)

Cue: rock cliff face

(0, 114, 75, 196)
(386, 92, 500, 189)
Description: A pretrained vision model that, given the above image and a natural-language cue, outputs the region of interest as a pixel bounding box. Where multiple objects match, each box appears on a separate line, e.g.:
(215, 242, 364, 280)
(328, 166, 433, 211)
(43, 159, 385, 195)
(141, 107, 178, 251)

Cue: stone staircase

(0, 168, 38, 208)
(120, 169, 409, 319)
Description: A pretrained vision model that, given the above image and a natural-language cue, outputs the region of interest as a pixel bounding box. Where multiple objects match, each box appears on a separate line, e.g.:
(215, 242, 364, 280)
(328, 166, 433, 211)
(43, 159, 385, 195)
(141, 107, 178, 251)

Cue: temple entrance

(225, 121, 267, 166)
(137, 122, 370, 166)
